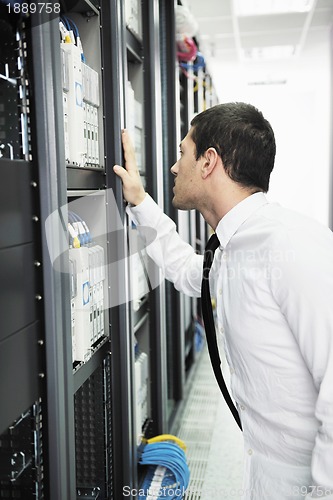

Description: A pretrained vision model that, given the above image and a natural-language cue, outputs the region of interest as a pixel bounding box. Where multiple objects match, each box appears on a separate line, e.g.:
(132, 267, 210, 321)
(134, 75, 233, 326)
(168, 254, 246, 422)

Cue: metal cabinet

(0, 0, 215, 497)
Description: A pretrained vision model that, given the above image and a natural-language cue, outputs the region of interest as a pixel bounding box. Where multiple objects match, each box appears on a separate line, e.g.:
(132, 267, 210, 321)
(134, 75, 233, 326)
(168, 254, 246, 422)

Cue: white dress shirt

(128, 192, 333, 500)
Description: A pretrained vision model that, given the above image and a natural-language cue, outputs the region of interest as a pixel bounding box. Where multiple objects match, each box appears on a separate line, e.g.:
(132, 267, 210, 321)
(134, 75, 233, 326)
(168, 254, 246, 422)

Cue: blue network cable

(138, 440, 190, 499)
(68, 211, 92, 246)
(70, 211, 87, 246)
(61, 15, 86, 62)
(60, 15, 71, 32)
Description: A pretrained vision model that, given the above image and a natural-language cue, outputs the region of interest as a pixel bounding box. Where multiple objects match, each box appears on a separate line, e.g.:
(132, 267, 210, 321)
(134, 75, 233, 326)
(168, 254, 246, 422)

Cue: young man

(113, 103, 333, 500)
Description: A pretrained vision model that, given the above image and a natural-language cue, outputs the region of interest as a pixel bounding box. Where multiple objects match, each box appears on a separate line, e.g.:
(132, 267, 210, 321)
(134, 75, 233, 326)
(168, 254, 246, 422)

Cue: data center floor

(175, 347, 244, 500)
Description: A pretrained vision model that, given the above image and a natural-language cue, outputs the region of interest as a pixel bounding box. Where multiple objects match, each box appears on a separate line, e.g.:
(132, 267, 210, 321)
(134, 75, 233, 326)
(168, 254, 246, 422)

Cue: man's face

(170, 128, 203, 210)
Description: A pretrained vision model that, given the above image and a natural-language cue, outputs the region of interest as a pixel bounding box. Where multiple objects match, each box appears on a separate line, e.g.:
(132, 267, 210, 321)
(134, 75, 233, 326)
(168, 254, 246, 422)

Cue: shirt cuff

(126, 193, 163, 228)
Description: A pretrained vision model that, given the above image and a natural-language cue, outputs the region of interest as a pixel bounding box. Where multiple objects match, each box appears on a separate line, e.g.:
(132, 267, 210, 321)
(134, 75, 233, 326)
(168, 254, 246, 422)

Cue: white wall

(209, 30, 332, 226)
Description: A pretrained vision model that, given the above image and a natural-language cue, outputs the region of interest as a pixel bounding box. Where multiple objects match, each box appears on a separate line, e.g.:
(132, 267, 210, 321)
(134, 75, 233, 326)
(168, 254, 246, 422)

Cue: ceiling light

(242, 45, 296, 60)
(234, 0, 315, 17)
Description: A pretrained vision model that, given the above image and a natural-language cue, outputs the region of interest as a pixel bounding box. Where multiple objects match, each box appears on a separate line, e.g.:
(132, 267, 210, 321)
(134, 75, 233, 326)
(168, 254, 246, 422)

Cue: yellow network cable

(68, 223, 81, 248)
(73, 236, 80, 248)
(145, 434, 187, 451)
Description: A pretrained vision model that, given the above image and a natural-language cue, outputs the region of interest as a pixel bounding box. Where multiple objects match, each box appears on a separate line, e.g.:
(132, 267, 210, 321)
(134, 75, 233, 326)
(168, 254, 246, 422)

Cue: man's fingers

(113, 131, 146, 205)
(113, 165, 128, 179)
(121, 129, 137, 171)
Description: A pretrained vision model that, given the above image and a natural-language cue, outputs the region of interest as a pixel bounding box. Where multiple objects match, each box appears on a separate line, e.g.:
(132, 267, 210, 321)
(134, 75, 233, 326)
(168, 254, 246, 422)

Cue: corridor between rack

(175, 348, 244, 500)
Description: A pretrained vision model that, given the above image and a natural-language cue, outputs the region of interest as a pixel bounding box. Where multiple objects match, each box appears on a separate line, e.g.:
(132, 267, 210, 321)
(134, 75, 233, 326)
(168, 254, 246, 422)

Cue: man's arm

(113, 130, 203, 297)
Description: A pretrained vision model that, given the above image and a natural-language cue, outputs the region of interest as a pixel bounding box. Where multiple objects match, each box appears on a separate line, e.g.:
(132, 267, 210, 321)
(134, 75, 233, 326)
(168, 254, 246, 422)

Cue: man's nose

(170, 162, 178, 176)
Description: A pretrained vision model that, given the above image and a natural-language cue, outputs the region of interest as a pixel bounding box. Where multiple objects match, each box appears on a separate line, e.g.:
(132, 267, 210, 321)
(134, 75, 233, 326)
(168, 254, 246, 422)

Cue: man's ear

(201, 147, 220, 179)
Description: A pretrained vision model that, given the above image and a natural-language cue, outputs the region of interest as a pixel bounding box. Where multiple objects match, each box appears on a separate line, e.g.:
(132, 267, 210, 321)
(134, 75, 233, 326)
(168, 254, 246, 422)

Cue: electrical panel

(67, 199, 108, 366)
(61, 41, 85, 166)
(69, 244, 105, 363)
(60, 15, 102, 168)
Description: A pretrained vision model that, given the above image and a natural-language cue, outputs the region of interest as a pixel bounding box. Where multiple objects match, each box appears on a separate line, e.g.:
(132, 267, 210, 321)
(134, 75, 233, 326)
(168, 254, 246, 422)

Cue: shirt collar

(215, 192, 268, 249)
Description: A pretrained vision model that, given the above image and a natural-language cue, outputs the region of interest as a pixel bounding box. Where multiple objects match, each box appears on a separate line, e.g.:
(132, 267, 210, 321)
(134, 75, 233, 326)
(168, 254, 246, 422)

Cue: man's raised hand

(113, 129, 146, 206)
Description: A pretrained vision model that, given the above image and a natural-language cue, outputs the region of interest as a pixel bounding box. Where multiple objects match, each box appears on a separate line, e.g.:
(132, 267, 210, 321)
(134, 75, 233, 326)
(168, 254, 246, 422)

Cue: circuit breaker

(60, 21, 100, 168)
(61, 42, 85, 167)
(69, 244, 105, 363)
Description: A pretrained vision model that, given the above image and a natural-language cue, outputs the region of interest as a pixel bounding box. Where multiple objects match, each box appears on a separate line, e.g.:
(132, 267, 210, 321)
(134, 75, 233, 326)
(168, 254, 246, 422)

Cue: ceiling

(183, 0, 333, 63)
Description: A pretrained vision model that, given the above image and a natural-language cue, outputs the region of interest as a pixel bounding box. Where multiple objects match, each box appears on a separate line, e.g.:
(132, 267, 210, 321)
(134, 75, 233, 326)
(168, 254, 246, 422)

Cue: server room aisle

(175, 348, 244, 500)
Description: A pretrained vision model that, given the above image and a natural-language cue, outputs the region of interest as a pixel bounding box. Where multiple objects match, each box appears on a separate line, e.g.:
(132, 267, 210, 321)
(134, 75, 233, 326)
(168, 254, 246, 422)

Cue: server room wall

(210, 30, 332, 227)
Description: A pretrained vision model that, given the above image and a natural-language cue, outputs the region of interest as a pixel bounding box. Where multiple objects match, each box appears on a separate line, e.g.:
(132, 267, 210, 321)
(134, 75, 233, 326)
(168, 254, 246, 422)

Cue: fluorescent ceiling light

(234, 0, 315, 16)
(242, 45, 296, 60)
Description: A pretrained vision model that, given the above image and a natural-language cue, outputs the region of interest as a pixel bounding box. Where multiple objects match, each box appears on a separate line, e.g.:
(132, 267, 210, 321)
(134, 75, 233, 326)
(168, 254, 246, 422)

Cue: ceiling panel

(213, 36, 237, 50)
(213, 48, 239, 61)
(195, 17, 235, 36)
(185, 0, 333, 62)
(187, 0, 233, 17)
(311, 9, 333, 26)
(303, 27, 331, 45)
(240, 31, 301, 48)
(317, 0, 333, 8)
(237, 13, 307, 32)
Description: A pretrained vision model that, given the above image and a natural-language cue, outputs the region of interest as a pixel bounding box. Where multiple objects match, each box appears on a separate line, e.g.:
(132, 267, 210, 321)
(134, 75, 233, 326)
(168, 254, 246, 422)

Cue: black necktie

(201, 233, 242, 431)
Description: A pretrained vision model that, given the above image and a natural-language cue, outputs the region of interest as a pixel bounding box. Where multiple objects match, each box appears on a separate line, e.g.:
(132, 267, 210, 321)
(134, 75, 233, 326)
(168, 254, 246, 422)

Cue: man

(113, 102, 333, 499)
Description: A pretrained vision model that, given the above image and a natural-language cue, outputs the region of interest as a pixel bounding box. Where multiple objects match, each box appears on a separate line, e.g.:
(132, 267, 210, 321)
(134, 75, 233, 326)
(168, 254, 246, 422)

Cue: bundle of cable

(68, 211, 92, 248)
(138, 435, 190, 499)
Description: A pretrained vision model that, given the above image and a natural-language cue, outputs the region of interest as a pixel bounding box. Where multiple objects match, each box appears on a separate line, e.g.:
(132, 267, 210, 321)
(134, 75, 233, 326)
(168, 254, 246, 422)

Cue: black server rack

(179, 63, 198, 376)
(0, 7, 46, 498)
(180, 57, 219, 375)
(115, 0, 169, 491)
(160, 0, 219, 429)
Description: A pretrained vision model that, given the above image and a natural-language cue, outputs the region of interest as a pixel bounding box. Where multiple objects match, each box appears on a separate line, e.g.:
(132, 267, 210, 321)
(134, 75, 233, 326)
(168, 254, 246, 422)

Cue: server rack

(0, 8, 48, 498)
(159, 0, 203, 427)
(160, 1, 219, 426)
(141, 0, 168, 439)
(179, 62, 198, 375)
(0, 1, 218, 498)
(110, 0, 169, 492)
(159, 0, 184, 426)
(0, 1, 111, 498)
(33, 2, 111, 498)
(170, 47, 206, 385)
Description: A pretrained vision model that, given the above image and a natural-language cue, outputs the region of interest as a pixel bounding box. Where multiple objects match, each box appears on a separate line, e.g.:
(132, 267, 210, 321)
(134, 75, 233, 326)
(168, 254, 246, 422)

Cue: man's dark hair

(190, 102, 276, 192)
